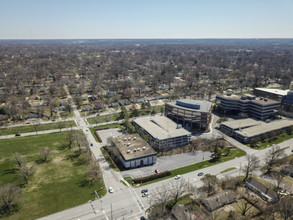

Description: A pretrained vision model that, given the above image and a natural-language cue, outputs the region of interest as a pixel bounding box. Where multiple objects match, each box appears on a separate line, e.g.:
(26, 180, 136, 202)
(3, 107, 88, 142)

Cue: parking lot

(98, 128, 125, 145)
(121, 151, 211, 179)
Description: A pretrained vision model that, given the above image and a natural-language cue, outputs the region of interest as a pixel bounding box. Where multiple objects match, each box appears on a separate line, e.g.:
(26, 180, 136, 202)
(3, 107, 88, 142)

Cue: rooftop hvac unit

(128, 137, 131, 140)
(127, 150, 131, 154)
(133, 148, 137, 152)
(142, 147, 146, 150)
(124, 138, 127, 141)
(127, 142, 131, 146)
(137, 148, 141, 151)
(134, 137, 137, 140)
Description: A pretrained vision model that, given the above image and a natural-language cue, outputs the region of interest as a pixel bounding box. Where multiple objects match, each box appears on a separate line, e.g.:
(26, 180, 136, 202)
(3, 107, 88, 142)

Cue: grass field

(0, 121, 76, 136)
(253, 132, 293, 149)
(0, 132, 105, 220)
(137, 148, 246, 186)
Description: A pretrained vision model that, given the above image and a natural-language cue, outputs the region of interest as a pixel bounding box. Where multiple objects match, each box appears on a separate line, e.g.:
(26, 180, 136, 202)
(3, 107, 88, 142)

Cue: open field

(0, 121, 76, 136)
(0, 132, 105, 220)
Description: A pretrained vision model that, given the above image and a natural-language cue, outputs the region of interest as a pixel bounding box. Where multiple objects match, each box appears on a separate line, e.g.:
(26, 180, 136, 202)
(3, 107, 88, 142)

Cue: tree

(65, 130, 75, 149)
(150, 185, 171, 214)
(170, 179, 191, 206)
(32, 119, 41, 135)
(10, 153, 26, 168)
(274, 196, 293, 220)
(236, 197, 255, 216)
(0, 184, 21, 213)
(210, 146, 221, 162)
(18, 164, 33, 184)
(39, 147, 52, 162)
(271, 171, 284, 189)
(242, 155, 260, 181)
(86, 162, 101, 183)
(200, 174, 218, 196)
(57, 120, 66, 132)
(265, 145, 285, 173)
(74, 132, 87, 155)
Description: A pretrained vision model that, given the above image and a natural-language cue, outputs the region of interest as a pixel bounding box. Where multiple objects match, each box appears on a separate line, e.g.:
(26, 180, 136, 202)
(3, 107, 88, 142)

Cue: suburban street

(2, 86, 293, 220)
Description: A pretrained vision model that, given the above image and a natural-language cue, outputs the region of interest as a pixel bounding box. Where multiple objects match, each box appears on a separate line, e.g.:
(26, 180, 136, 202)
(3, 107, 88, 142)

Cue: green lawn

(59, 111, 74, 119)
(220, 167, 237, 174)
(254, 132, 293, 149)
(0, 121, 76, 136)
(0, 132, 105, 220)
(138, 148, 246, 186)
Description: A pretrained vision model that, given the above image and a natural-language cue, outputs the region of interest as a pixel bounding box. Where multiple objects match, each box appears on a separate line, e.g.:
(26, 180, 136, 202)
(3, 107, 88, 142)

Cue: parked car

(108, 187, 114, 193)
(141, 189, 148, 193)
(142, 192, 149, 197)
(174, 175, 181, 180)
(140, 216, 146, 220)
(198, 172, 204, 176)
(155, 169, 159, 174)
(90, 143, 93, 146)
(15, 133, 21, 136)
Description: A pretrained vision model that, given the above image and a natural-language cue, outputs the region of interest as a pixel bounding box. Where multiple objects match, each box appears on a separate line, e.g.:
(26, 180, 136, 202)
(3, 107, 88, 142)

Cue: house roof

(201, 190, 237, 211)
(282, 165, 293, 173)
(246, 177, 278, 200)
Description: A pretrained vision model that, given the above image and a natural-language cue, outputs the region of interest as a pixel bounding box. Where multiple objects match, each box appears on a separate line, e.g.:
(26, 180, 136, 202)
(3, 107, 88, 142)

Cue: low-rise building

(245, 177, 279, 202)
(112, 134, 157, 169)
(220, 118, 293, 143)
(165, 99, 212, 130)
(216, 94, 281, 120)
(132, 115, 191, 151)
(201, 190, 237, 211)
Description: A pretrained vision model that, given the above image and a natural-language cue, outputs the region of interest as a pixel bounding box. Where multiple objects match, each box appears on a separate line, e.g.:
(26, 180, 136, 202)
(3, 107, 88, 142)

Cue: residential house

(201, 190, 237, 211)
(245, 177, 278, 202)
(281, 165, 293, 178)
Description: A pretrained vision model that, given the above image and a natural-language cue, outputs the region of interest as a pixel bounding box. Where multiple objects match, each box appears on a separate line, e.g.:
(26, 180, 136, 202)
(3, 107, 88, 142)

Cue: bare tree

(265, 145, 286, 173)
(86, 162, 101, 183)
(150, 186, 171, 214)
(242, 155, 260, 181)
(200, 174, 218, 196)
(18, 164, 33, 184)
(65, 130, 75, 149)
(10, 152, 26, 168)
(0, 184, 21, 213)
(74, 132, 87, 155)
(32, 119, 41, 135)
(57, 120, 66, 132)
(236, 198, 255, 216)
(271, 171, 284, 189)
(170, 179, 191, 206)
(274, 196, 293, 220)
(39, 147, 53, 162)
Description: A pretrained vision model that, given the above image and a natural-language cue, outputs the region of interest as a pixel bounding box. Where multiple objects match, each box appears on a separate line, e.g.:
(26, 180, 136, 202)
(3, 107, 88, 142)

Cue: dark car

(15, 133, 21, 137)
(141, 189, 148, 193)
(198, 172, 204, 176)
(90, 143, 93, 147)
(140, 216, 146, 220)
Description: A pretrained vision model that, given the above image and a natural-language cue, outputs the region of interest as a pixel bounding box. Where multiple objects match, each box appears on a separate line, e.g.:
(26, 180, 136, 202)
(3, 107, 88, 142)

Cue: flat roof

(217, 94, 280, 105)
(133, 115, 191, 140)
(221, 118, 261, 130)
(112, 134, 156, 161)
(236, 119, 293, 138)
(255, 88, 289, 96)
(167, 99, 212, 112)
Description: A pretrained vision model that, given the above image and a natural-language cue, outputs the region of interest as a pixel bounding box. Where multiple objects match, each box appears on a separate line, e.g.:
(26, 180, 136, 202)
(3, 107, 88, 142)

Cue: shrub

(133, 171, 171, 184)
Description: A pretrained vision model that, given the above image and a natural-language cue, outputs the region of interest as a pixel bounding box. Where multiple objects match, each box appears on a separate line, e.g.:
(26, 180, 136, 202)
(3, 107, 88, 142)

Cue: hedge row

(94, 130, 103, 142)
(133, 170, 171, 184)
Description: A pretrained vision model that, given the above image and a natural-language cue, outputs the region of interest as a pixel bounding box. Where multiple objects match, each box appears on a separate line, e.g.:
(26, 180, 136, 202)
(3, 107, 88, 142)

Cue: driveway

(121, 151, 211, 179)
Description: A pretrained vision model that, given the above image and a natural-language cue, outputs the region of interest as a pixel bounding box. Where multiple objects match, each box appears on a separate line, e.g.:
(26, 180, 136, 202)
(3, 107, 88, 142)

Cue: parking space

(121, 151, 211, 179)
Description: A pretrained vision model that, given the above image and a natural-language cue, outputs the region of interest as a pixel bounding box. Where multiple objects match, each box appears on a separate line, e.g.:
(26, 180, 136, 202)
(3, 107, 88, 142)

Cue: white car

(174, 175, 181, 180)
(108, 187, 114, 193)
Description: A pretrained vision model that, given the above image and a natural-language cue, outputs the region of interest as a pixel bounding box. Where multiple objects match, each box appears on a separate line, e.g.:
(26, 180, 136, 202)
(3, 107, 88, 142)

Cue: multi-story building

(216, 94, 281, 120)
(220, 118, 293, 143)
(165, 99, 212, 130)
(112, 134, 157, 169)
(253, 88, 289, 101)
(132, 115, 191, 151)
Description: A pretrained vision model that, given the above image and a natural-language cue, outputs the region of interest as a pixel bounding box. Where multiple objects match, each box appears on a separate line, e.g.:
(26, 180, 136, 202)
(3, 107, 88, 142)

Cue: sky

(0, 0, 293, 39)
